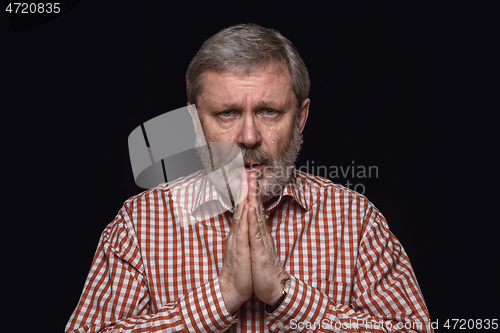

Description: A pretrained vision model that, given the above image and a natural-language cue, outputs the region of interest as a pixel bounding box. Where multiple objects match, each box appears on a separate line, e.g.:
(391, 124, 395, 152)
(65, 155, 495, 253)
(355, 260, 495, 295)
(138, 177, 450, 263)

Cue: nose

(237, 113, 262, 149)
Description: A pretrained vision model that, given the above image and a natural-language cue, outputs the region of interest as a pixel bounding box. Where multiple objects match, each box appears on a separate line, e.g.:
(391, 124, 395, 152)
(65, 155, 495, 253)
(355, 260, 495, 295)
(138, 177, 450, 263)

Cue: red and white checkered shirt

(66, 169, 432, 332)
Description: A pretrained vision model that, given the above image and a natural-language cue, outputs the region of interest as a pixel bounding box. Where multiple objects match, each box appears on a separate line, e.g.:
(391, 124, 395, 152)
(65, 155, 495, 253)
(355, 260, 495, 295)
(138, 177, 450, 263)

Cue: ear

(298, 98, 310, 134)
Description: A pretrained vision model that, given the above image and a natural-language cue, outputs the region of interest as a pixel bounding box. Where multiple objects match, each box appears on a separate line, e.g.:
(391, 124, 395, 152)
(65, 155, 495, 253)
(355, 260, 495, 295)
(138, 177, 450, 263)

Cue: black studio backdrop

(2, 1, 495, 331)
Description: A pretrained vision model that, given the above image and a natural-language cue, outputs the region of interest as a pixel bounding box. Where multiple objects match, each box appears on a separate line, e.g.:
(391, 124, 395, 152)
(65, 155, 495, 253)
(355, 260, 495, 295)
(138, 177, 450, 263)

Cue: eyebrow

(217, 100, 285, 111)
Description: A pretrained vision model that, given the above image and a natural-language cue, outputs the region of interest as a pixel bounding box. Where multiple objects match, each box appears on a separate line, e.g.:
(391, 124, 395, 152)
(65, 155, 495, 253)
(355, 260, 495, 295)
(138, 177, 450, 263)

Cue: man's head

(187, 24, 310, 204)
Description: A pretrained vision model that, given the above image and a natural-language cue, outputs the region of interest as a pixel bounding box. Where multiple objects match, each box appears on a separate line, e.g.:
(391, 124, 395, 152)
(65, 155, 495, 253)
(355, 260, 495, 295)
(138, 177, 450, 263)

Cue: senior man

(67, 24, 432, 332)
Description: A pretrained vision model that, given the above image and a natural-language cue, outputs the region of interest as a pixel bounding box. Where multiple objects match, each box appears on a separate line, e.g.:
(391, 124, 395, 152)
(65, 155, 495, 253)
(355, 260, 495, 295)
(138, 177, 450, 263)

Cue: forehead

(197, 65, 296, 109)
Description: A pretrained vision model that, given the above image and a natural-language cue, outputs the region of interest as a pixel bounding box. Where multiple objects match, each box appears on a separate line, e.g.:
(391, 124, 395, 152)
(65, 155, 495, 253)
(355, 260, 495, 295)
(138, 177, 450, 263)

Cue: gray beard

(195, 121, 303, 204)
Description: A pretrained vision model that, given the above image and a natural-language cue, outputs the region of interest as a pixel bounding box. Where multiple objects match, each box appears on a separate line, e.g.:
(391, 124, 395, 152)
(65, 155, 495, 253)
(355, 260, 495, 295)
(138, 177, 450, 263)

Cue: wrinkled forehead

(197, 64, 296, 111)
(198, 62, 294, 100)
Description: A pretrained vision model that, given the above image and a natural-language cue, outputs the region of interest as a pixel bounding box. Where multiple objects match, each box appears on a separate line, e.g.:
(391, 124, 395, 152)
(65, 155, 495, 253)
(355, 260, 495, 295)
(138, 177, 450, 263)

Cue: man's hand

(220, 177, 289, 313)
(247, 178, 290, 306)
(219, 198, 253, 314)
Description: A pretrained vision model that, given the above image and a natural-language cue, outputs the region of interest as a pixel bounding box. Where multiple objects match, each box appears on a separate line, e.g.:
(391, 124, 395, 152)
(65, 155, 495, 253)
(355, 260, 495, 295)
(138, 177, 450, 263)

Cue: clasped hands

(219, 177, 290, 314)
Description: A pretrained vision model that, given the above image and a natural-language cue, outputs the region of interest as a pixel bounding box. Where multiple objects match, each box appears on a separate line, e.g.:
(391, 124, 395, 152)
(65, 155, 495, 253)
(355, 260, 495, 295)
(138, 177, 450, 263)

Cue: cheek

(200, 120, 237, 143)
(264, 121, 286, 146)
(267, 127, 293, 153)
(265, 130, 275, 144)
(207, 132, 236, 143)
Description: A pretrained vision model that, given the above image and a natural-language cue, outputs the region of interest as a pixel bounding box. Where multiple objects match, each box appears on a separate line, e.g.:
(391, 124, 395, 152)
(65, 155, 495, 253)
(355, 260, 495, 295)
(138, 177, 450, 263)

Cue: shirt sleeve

(265, 208, 433, 333)
(65, 204, 237, 333)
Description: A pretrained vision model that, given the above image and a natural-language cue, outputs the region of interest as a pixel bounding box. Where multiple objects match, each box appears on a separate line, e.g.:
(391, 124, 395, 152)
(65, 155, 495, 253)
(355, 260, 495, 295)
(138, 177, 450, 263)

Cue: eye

(264, 109, 278, 116)
(219, 110, 234, 118)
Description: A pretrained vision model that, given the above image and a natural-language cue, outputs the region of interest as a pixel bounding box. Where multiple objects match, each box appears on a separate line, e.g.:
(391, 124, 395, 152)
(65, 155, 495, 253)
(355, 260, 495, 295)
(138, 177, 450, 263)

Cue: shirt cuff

(266, 276, 330, 332)
(179, 277, 238, 332)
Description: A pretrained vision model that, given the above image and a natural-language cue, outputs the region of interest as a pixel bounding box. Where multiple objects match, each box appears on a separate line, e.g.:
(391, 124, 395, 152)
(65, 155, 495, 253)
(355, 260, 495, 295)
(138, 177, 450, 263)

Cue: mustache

(241, 148, 273, 166)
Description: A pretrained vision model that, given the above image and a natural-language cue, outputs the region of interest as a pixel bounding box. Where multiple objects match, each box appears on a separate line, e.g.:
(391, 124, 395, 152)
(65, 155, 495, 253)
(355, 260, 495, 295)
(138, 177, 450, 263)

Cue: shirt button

(276, 321, 285, 329)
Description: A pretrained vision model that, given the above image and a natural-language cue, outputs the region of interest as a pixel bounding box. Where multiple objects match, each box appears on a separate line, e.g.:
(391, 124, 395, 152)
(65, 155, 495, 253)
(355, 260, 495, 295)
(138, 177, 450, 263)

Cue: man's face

(194, 64, 309, 204)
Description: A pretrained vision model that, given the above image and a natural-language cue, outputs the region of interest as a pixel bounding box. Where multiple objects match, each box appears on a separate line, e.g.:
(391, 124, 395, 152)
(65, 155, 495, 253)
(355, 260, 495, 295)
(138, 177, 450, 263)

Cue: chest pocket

(308, 279, 350, 306)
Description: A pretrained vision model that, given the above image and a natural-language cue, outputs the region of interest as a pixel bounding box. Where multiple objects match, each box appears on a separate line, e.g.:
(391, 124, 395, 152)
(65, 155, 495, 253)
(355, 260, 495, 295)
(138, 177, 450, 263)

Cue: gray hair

(186, 23, 310, 109)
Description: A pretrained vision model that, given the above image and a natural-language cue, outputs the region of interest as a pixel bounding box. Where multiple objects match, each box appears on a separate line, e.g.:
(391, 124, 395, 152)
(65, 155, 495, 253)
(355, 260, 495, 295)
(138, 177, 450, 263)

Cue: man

(67, 24, 432, 332)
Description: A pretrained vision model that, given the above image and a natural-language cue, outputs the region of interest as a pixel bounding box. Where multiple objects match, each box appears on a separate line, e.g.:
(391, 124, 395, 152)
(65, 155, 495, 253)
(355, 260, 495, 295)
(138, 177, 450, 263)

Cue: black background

(3, 1, 496, 331)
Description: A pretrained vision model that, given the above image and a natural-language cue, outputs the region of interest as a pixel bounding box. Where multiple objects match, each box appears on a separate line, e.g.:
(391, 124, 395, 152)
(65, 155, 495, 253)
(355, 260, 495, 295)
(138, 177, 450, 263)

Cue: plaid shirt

(66, 169, 432, 332)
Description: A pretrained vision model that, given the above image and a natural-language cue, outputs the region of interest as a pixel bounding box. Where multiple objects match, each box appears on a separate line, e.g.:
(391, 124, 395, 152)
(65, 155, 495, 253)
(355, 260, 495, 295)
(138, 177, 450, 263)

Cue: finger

(235, 170, 249, 206)
(232, 193, 247, 227)
(248, 179, 268, 246)
(248, 178, 262, 212)
(248, 205, 264, 246)
(256, 179, 263, 207)
(255, 180, 265, 224)
(236, 203, 250, 238)
(250, 180, 266, 234)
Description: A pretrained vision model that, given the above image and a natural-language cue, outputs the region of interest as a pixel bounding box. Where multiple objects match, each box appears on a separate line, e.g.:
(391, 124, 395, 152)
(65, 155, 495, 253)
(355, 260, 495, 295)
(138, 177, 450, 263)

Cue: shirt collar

(192, 171, 234, 213)
(162, 170, 234, 225)
(171, 168, 325, 219)
(265, 169, 324, 213)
